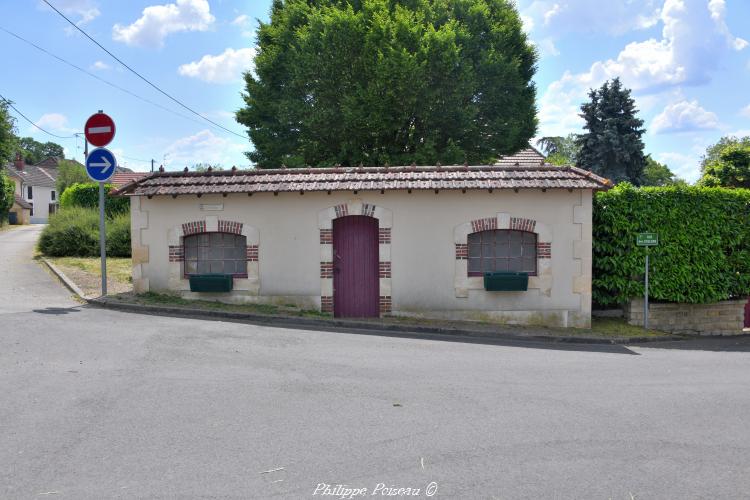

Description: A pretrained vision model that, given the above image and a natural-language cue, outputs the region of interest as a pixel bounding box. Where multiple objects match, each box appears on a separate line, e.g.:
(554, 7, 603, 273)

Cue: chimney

(14, 152, 24, 171)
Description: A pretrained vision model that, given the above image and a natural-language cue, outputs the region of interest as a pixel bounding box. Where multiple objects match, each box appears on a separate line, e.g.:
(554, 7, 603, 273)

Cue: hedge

(59, 182, 130, 217)
(38, 207, 131, 257)
(593, 183, 750, 306)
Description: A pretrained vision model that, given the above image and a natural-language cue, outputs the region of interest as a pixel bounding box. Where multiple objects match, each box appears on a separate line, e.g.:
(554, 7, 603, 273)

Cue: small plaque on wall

(200, 204, 224, 211)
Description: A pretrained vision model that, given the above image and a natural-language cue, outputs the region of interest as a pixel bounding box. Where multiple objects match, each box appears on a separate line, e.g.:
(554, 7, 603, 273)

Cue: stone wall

(625, 299, 747, 335)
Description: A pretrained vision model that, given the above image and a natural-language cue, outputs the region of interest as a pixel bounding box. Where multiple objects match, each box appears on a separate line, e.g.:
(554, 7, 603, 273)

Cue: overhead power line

(0, 93, 78, 139)
(0, 26, 214, 132)
(41, 0, 247, 140)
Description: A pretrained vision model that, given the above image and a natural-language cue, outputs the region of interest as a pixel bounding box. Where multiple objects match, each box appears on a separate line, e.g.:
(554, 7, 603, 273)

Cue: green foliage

(536, 134, 579, 165)
(106, 211, 132, 257)
(38, 207, 100, 256)
(239, 0, 538, 168)
(59, 182, 130, 217)
(17, 137, 64, 165)
(56, 159, 90, 195)
(593, 183, 750, 306)
(0, 168, 15, 226)
(0, 100, 17, 165)
(699, 137, 750, 188)
(38, 207, 131, 257)
(576, 78, 646, 184)
(642, 155, 683, 186)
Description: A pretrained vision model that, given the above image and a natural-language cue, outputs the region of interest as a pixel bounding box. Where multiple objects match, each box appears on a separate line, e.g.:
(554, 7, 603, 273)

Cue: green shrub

(59, 182, 130, 217)
(38, 207, 132, 257)
(38, 207, 99, 256)
(593, 183, 750, 306)
(106, 212, 131, 257)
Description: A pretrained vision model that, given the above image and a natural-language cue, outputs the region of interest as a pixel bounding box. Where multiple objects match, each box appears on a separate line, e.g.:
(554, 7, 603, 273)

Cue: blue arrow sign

(86, 147, 117, 182)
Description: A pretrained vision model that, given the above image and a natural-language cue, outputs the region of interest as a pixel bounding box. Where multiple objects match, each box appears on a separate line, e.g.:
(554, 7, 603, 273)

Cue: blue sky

(2, 0, 749, 181)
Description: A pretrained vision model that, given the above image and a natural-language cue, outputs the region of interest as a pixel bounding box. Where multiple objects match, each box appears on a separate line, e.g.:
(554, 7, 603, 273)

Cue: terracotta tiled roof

(494, 147, 546, 165)
(112, 163, 611, 197)
(13, 194, 32, 210)
(111, 171, 148, 187)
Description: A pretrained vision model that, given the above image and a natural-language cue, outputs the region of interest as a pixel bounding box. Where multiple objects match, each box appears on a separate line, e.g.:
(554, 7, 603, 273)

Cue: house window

(27, 186, 33, 200)
(467, 230, 537, 276)
(183, 233, 247, 276)
(51, 190, 56, 201)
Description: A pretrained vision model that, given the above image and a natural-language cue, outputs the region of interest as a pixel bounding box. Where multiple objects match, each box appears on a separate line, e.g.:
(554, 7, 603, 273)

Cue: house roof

(111, 171, 148, 187)
(4, 163, 57, 188)
(112, 162, 611, 197)
(13, 194, 32, 210)
(494, 146, 547, 165)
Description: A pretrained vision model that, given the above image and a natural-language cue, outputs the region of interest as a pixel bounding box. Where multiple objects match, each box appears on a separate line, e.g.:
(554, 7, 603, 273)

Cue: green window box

(483, 272, 529, 291)
(189, 274, 234, 293)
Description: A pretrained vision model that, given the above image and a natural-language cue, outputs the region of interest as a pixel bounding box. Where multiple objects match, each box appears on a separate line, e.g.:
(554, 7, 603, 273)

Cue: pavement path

(1, 225, 750, 499)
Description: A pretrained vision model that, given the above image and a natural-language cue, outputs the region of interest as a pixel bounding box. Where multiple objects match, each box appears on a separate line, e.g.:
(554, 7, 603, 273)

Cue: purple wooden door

(333, 216, 379, 318)
(745, 298, 750, 328)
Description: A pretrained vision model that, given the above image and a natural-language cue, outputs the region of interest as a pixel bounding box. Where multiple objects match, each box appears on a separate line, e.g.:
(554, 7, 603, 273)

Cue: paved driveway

(1, 226, 750, 499)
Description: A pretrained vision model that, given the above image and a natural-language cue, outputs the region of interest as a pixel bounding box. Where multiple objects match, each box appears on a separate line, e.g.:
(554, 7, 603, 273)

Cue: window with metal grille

(183, 233, 247, 276)
(467, 230, 537, 276)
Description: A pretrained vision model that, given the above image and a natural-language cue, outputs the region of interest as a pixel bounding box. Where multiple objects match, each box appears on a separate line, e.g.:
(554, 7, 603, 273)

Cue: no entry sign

(84, 112, 116, 147)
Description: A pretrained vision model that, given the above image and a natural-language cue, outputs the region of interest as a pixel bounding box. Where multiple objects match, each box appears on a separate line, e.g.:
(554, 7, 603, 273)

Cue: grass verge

(45, 256, 132, 297)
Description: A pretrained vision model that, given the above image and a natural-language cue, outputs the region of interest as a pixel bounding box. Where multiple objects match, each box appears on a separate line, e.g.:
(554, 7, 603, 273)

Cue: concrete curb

(39, 257, 685, 345)
(87, 297, 682, 345)
(40, 257, 89, 301)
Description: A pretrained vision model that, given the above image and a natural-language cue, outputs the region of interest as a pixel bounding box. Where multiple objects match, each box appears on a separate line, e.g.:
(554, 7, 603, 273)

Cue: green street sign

(637, 232, 658, 246)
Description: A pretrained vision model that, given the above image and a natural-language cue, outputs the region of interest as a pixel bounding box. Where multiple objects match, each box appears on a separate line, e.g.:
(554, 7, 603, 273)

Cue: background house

(5, 152, 58, 223)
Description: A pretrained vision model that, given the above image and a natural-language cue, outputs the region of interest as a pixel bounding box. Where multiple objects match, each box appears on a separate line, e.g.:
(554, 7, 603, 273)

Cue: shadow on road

(83, 303, 639, 355)
(633, 335, 750, 352)
(33, 307, 82, 315)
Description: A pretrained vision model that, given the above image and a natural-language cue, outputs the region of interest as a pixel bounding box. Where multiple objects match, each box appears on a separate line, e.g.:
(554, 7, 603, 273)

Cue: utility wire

(0, 93, 78, 139)
(41, 0, 247, 140)
(0, 26, 215, 132)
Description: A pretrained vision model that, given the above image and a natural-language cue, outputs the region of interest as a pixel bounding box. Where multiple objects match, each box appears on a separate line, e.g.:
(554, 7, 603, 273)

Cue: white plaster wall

(27, 185, 55, 223)
(134, 188, 592, 327)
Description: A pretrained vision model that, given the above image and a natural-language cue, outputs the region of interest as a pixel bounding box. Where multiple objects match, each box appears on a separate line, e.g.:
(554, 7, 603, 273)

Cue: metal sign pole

(644, 248, 649, 330)
(99, 181, 107, 296)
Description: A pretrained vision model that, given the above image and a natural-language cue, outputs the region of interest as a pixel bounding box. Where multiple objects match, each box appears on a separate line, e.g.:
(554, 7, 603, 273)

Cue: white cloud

(29, 113, 77, 135)
(656, 151, 702, 182)
(163, 130, 248, 169)
(178, 47, 256, 84)
(524, 0, 661, 36)
(537, 0, 747, 136)
(740, 104, 750, 118)
(112, 0, 215, 48)
(231, 14, 248, 26)
(651, 99, 720, 133)
(90, 60, 110, 71)
(41, 0, 100, 26)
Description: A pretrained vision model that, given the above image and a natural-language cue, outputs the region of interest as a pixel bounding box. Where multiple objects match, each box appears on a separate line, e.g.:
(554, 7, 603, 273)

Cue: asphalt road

(1, 225, 750, 499)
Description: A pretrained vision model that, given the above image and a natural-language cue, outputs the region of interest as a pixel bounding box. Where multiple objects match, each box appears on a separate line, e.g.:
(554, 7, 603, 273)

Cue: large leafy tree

(536, 134, 578, 166)
(238, 0, 538, 168)
(0, 100, 17, 165)
(56, 159, 90, 196)
(576, 78, 646, 184)
(18, 137, 65, 165)
(699, 136, 750, 188)
(642, 155, 684, 186)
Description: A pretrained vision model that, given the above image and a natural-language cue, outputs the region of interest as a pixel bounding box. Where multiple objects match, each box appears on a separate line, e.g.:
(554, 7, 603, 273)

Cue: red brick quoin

(168, 245, 184, 262)
(379, 262, 391, 278)
(320, 262, 333, 278)
(455, 243, 468, 260)
(321, 296, 333, 313)
(379, 296, 392, 314)
(510, 217, 536, 232)
(537, 242, 551, 258)
(320, 229, 333, 244)
(246, 245, 259, 262)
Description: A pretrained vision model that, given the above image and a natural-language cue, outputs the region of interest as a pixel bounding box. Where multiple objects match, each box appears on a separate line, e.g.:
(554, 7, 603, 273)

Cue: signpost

(84, 111, 117, 297)
(636, 232, 659, 330)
